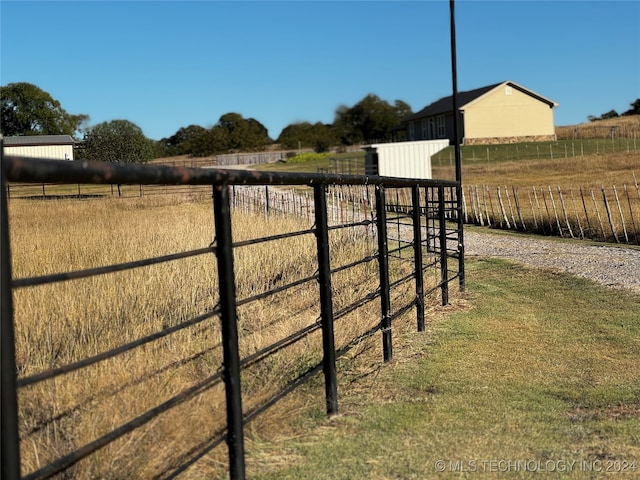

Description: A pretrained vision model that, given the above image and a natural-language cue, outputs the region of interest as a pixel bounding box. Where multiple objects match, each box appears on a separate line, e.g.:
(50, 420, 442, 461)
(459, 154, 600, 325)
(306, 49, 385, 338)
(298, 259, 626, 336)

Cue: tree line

(1, 82, 413, 163)
(588, 99, 640, 122)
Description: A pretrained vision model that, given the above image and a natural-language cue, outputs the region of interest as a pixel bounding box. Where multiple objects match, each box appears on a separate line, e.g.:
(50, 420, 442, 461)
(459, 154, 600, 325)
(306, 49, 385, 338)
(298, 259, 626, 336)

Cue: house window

(409, 122, 415, 141)
(437, 115, 445, 138)
(421, 119, 427, 139)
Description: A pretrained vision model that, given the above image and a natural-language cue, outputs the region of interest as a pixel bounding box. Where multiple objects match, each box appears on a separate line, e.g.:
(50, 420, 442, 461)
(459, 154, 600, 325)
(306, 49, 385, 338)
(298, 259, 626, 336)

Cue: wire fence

(1, 154, 463, 480)
(464, 178, 640, 245)
(432, 138, 640, 166)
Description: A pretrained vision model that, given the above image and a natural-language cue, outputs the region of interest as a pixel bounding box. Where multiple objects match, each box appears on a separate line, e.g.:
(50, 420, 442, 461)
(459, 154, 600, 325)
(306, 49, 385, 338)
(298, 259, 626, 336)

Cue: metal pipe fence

(1, 154, 463, 480)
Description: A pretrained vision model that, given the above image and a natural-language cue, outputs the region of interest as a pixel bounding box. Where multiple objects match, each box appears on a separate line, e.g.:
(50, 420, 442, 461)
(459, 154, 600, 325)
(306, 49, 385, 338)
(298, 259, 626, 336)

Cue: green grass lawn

(245, 258, 640, 479)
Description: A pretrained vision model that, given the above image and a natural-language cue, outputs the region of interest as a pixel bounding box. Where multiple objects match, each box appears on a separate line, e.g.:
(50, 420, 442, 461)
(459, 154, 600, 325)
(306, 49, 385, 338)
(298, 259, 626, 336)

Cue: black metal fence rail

(1, 155, 463, 480)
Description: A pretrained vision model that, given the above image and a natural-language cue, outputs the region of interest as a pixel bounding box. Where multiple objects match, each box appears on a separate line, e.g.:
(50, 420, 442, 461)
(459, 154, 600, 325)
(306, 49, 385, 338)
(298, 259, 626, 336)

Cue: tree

(600, 109, 619, 120)
(333, 94, 413, 145)
(277, 122, 338, 152)
(212, 113, 271, 152)
(84, 120, 154, 163)
(0, 82, 88, 137)
(162, 124, 209, 156)
(622, 99, 640, 116)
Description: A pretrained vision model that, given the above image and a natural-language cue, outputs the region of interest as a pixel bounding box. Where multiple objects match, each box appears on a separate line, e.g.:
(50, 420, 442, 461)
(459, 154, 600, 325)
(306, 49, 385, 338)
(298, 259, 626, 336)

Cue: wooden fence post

(513, 186, 525, 230)
(497, 187, 510, 229)
(613, 186, 629, 243)
(483, 185, 491, 227)
(557, 187, 574, 238)
(475, 186, 484, 226)
(534, 187, 547, 233)
(602, 187, 620, 243)
(469, 186, 477, 224)
(548, 186, 563, 237)
(541, 188, 554, 233)
(570, 190, 585, 239)
(527, 190, 538, 230)
(592, 189, 607, 241)
(624, 184, 638, 244)
(580, 187, 592, 237)
(461, 187, 468, 223)
(505, 185, 517, 229)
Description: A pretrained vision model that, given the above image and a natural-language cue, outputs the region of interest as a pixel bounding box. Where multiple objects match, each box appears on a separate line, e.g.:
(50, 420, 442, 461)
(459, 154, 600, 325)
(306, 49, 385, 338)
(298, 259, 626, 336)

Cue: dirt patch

(568, 404, 640, 422)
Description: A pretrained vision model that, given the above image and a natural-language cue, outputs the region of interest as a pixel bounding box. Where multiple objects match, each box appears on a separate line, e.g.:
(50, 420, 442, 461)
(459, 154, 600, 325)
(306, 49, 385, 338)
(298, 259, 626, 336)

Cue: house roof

(404, 81, 558, 122)
(3, 135, 76, 146)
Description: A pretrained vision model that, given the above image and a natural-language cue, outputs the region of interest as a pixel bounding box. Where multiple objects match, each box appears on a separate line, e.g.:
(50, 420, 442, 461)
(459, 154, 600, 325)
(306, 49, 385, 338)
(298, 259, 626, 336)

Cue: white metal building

(2, 135, 75, 161)
(363, 139, 449, 179)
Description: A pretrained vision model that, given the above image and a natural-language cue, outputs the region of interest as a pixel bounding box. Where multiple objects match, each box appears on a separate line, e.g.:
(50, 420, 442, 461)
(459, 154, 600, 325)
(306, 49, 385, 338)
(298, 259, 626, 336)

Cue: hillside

(556, 114, 640, 140)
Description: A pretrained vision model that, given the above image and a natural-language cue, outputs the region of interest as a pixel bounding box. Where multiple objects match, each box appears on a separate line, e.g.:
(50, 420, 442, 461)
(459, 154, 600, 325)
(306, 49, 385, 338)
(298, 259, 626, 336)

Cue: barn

(403, 81, 559, 145)
(2, 135, 76, 161)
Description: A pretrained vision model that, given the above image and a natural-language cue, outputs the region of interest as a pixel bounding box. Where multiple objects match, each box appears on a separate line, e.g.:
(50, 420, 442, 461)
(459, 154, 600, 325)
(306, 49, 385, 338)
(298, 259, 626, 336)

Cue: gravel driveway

(464, 229, 640, 295)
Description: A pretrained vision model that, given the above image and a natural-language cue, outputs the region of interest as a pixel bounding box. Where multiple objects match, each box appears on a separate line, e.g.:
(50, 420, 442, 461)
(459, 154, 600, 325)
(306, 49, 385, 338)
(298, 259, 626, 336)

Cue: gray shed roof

(3, 135, 76, 146)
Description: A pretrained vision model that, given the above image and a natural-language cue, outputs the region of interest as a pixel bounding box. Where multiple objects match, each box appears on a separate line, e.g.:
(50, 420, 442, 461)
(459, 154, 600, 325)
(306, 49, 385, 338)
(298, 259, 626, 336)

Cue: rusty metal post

(375, 185, 392, 362)
(1, 147, 22, 480)
(212, 184, 246, 480)
(438, 186, 449, 306)
(411, 186, 426, 332)
(313, 185, 338, 416)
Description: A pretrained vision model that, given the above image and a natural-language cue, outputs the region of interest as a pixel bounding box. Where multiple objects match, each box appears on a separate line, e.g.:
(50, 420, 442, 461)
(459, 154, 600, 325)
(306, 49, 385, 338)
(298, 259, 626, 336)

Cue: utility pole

(450, 0, 465, 290)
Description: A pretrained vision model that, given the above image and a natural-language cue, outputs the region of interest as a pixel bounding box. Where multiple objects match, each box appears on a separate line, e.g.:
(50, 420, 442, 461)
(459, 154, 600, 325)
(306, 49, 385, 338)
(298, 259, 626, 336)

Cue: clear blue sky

(2, 1, 639, 141)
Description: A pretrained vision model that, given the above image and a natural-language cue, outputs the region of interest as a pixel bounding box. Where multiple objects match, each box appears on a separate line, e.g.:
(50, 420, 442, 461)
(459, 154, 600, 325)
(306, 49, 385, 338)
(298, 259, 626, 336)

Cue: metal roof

(2, 135, 76, 146)
(404, 81, 558, 122)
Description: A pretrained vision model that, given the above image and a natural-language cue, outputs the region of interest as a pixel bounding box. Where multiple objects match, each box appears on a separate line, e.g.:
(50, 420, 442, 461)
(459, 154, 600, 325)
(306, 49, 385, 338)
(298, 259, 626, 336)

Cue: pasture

(7, 191, 450, 478)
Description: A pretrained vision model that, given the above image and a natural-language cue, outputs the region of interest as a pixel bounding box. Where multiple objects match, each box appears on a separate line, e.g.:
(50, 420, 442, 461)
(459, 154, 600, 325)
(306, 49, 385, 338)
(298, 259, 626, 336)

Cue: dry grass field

(433, 151, 640, 189)
(8, 194, 438, 478)
(556, 114, 640, 140)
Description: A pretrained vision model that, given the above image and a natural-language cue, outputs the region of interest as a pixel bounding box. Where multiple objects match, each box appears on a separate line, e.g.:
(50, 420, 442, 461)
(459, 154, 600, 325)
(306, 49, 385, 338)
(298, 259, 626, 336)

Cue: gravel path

(464, 230, 640, 295)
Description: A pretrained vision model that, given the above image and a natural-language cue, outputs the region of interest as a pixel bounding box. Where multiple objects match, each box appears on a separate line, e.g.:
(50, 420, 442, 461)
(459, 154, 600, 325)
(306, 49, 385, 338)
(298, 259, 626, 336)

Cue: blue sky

(2, 1, 639, 141)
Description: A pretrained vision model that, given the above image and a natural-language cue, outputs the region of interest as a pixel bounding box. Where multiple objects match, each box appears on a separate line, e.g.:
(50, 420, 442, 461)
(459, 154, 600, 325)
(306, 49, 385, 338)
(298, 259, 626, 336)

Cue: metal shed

(363, 139, 449, 179)
(2, 135, 76, 161)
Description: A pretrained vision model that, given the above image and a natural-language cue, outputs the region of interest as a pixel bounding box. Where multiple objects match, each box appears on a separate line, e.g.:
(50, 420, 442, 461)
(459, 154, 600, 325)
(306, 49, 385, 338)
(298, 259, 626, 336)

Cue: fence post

(265, 185, 270, 215)
(375, 185, 392, 362)
(438, 186, 449, 306)
(1, 148, 22, 480)
(602, 187, 620, 243)
(411, 186, 425, 332)
(212, 184, 246, 480)
(313, 185, 339, 416)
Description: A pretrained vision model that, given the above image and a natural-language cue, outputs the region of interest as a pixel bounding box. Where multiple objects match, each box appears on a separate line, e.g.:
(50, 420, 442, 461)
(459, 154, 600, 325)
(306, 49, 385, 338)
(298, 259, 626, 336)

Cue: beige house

(404, 81, 559, 145)
(2, 135, 75, 160)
